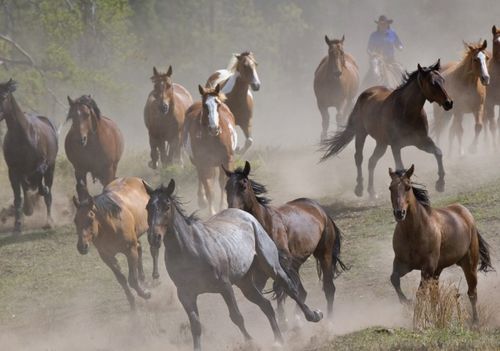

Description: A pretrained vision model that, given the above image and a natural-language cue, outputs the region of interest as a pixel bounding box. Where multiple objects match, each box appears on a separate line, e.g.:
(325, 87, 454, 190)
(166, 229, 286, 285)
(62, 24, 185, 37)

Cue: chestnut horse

(144, 66, 193, 168)
(485, 26, 500, 146)
(434, 40, 490, 155)
(314, 35, 359, 139)
(183, 84, 237, 215)
(223, 161, 347, 322)
(73, 177, 160, 309)
(65, 95, 124, 199)
(206, 51, 260, 154)
(0, 79, 58, 233)
(389, 165, 493, 323)
(321, 61, 453, 198)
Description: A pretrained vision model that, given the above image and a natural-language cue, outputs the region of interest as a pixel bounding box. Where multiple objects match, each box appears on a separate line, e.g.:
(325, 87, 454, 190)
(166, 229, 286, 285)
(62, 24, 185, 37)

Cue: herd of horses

(0, 25, 498, 351)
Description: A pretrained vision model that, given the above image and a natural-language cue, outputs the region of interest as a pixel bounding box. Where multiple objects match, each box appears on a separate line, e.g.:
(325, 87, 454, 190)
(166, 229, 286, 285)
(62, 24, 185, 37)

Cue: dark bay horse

(314, 35, 359, 139)
(434, 40, 490, 155)
(0, 79, 58, 233)
(144, 66, 193, 168)
(389, 165, 493, 323)
(321, 60, 453, 198)
(65, 95, 124, 199)
(73, 177, 159, 309)
(143, 179, 322, 351)
(485, 26, 500, 145)
(223, 161, 347, 322)
(183, 84, 237, 215)
(362, 51, 402, 90)
(206, 51, 260, 154)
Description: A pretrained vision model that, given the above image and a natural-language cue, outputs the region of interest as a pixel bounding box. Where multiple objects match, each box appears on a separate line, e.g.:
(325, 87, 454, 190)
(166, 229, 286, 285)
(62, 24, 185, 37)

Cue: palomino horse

(73, 177, 159, 309)
(389, 165, 493, 323)
(65, 95, 124, 199)
(183, 84, 237, 215)
(144, 66, 193, 168)
(0, 79, 58, 233)
(485, 26, 500, 146)
(206, 51, 260, 154)
(321, 61, 453, 198)
(434, 40, 490, 155)
(223, 161, 347, 322)
(362, 51, 402, 90)
(143, 179, 322, 351)
(314, 35, 359, 140)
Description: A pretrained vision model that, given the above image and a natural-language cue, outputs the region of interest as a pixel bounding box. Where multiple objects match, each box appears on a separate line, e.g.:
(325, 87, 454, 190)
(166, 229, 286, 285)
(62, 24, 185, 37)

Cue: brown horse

(434, 40, 490, 155)
(73, 177, 160, 309)
(184, 84, 237, 215)
(388, 165, 493, 322)
(223, 161, 347, 322)
(0, 79, 58, 233)
(321, 61, 453, 198)
(485, 26, 500, 146)
(206, 51, 260, 154)
(314, 35, 359, 139)
(362, 51, 402, 90)
(65, 95, 124, 199)
(144, 66, 193, 169)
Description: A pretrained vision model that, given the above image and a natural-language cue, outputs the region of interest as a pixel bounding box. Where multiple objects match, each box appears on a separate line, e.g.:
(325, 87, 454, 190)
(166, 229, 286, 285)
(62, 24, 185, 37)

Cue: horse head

(67, 95, 101, 147)
(464, 39, 490, 86)
(492, 25, 500, 60)
(0, 78, 17, 121)
(143, 179, 175, 248)
(223, 161, 270, 210)
(72, 189, 99, 255)
(416, 60, 453, 111)
(325, 35, 346, 77)
(388, 165, 415, 222)
(198, 83, 227, 137)
(235, 52, 260, 91)
(151, 65, 173, 114)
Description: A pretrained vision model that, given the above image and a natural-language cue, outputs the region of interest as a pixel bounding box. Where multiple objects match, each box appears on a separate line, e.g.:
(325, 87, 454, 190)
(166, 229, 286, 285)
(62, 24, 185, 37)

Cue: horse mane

(94, 192, 122, 218)
(394, 68, 419, 91)
(68, 95, 101, 120)
(394, 169, 431, 208)
(170, 195, 199, 224)
(457, 40, 488, 72)
(233, 166, 271, 206)
(227, 51, 256, 73)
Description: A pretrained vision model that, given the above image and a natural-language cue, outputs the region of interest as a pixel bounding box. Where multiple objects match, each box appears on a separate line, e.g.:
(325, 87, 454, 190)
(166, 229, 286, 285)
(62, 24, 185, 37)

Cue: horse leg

(126, 244, 151, 300)
(367, 142, 388, 199)
(200, 169, 216, 215)
(239, 122, 254, 155)
(318, 253, 336, 319)
(75, 170, 88, 200)
(485, 101, 497, 149)
(8, 169, 22, 234)
(218, 166, 226, 211)
(458, 252, 479, 323)
(220, 282, 252, 341)
(238, 271, 284, 346)
(469, 108, 484, 154)
(391, 145, 404, 171)
(160, 140, 170, 167)
(390, 258, 412, 304)
(450, 113, 464, 157)
(354, 132, 367, 197)
(148, 136, 160, 169)
(137, 240, 146, 283)
(177, 289, 202, 351)
(41, 164, 55, 229)
(336, 100, 348, 127)
(150, 244, 160, 280)
(99, 252, 136, 309)
(318, 104, 330, 140)
(415, 136, 445, 192)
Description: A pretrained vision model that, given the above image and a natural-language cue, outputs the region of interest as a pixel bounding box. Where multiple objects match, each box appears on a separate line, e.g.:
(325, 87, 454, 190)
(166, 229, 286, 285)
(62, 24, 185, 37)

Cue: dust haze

(1, 1, 500, 350)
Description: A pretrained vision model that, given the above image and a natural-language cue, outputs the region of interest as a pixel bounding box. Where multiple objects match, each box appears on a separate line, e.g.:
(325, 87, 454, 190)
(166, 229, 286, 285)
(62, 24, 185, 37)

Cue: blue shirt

(367, 29, 403, 60)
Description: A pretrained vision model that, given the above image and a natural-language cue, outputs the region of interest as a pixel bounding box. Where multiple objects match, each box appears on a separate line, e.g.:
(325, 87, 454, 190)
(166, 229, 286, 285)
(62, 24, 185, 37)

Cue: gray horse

(143, 179, 323, 351)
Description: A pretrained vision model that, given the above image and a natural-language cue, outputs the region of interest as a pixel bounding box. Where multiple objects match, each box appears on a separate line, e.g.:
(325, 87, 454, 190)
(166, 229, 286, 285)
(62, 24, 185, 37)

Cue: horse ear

(221, 164, 232, 177)
(433, 58, 441, 71)
(142, 180, 155, 196)
(404, 164, 415, 179)
(493, 26, 498, 35)
(198, 84, 205, 96)
(243, 161, 251, 177)
(388, 168, 395, 177)
(165, 179, 175, 196)
(166, 65, 172, 77)
(324, 35, 331, 45)
(7, 78, 17, 93)
(417, 63, 423, 73)
(72, 196, 80, 208)
(67, 96, 74, 106)
(341, 34, 345, 44)
(481, 39, 488, 50)
(153, 67, 159, 76)
(214, 83, 221, 94)
(236, 54, 242, 61)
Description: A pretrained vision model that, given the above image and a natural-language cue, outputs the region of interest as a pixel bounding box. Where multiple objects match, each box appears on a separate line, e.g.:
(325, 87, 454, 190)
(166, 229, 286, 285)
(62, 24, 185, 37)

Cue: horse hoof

(140, 290, 152, 299)
(435, 179, 445, 192)
(12, 225, 21, 236)
(312, 310, 323, 322)
(39, 185, 49, 196)
(152, 272, 160, 280)
(368, 192, 378, 200)
(148, 161, 158, 170)
(354, 185, 363, 197)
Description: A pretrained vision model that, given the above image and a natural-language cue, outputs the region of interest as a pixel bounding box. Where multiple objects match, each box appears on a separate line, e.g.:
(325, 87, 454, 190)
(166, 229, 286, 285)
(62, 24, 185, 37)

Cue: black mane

(94, 192, 122, 218)
(394, 69, 419, 91)
(233, 166, 271, 206)
(394, 169, 431, 208)
(67, 95, 101, 120)
(170, 194, 199, 224)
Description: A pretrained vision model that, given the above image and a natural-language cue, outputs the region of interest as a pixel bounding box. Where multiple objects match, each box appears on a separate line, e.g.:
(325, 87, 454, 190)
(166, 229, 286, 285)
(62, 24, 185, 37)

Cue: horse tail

(319, 97, 361, 161)
(477, 231, 494, 273)
(251, 219, 300, 300)
(330, 217, 350, 277)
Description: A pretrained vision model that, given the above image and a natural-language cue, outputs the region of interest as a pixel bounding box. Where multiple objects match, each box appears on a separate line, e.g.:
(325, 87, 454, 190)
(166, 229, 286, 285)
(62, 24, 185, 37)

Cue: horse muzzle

(148, 232, 162, 248)
(443, 100, 453, 111)
(209, 126, 221, 136)
(393, 209, 407, 222)
(481, 75, 490, 86)
(251, 82, 260, 91)
(77, 242, 89, 255)
(80, 136, 88, 147)
(159, 103, 169, 115)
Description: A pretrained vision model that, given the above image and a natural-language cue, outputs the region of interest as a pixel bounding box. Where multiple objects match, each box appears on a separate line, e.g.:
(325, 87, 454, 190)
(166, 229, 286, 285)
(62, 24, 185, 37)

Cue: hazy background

(1, 0, 500, 149)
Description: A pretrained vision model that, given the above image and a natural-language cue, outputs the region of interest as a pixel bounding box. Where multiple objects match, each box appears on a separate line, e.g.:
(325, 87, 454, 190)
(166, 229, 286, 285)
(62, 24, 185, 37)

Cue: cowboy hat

(375, 15, 393, 24)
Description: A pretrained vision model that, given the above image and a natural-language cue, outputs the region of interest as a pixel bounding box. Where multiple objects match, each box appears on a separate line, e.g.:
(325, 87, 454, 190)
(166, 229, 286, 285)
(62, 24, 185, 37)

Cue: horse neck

(397, 78, 426, 118)
(3, 94, 29, 133)
(164, 205, 195, 256)
(453, 56, 479, 85)
(227, 73, 249, 98)
(493, 42, 500, 62)
(246, 196, 273, 234)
